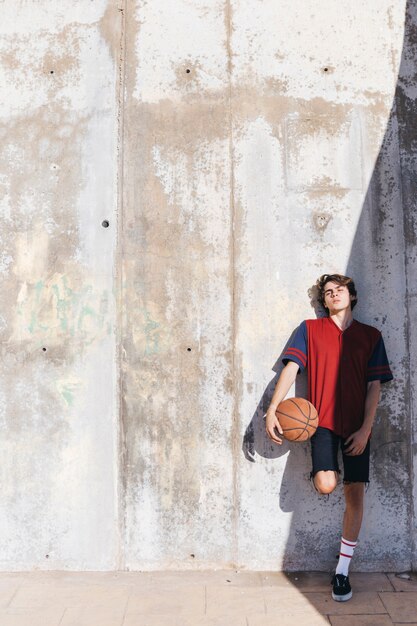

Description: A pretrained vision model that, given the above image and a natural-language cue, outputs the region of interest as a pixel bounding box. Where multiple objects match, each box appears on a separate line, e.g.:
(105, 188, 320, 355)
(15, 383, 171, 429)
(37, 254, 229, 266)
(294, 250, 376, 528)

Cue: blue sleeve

(282, 321, 307, 372)
(367, 335, 393, 383)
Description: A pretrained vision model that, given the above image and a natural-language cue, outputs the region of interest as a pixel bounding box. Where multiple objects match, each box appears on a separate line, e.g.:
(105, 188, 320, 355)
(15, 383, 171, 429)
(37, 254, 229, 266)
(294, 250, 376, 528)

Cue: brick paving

(0, 570, 416, 625)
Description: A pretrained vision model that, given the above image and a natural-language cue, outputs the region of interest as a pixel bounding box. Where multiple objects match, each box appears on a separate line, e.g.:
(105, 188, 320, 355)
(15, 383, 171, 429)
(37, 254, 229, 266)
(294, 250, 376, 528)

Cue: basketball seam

(282, 425, 313, 440)
(276, 409, 318, 427)
(294, 427, 308, 441)
(275, 410, 310, 426)
(287, 398, 310, 420)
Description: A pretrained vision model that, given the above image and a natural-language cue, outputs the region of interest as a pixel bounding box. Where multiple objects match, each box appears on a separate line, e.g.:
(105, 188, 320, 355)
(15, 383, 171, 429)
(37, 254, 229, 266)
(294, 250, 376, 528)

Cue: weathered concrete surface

(121, 0, 412, 571)
(233, 0, 410, 570)
(121, 0, 235, 569)
(1, 0, 416, 571)
(0, 1, 122, 568)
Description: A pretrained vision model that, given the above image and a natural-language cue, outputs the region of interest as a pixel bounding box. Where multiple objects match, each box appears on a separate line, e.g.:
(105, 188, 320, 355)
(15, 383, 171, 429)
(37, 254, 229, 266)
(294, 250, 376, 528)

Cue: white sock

(335, 536, 357, 576)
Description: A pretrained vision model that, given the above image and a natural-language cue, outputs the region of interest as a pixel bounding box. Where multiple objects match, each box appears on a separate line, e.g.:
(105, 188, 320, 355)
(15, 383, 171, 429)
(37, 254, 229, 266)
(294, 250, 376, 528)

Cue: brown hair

(316, 273, 358, 313)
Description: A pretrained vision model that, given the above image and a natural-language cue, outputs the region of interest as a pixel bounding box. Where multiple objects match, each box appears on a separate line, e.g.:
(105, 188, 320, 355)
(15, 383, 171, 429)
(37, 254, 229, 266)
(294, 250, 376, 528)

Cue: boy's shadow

(242, 284, 343, 570)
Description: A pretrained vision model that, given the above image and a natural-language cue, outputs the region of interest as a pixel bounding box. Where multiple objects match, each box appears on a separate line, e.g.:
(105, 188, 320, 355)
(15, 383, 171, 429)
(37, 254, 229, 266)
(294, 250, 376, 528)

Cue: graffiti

(13, 273, 110, 346)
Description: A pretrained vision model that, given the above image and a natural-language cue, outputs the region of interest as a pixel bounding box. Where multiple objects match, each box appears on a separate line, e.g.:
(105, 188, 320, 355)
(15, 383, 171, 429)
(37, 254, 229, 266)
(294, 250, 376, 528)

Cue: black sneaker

(331, 573, 352, 601)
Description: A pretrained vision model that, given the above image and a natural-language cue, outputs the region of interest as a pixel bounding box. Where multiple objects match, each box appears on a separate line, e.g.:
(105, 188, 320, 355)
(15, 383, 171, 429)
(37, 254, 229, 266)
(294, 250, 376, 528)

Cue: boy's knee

(313, 470, 338, 494)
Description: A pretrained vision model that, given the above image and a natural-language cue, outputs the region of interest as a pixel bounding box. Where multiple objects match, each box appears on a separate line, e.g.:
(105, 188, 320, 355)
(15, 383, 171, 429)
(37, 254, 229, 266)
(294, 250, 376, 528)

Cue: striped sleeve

(367, 335, 393, 383)
(282, 321, 307, 372)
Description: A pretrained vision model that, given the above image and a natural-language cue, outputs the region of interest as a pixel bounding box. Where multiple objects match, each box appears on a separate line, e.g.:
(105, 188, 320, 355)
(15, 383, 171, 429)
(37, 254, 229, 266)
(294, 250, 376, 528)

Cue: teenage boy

(265, 274, 393, 601)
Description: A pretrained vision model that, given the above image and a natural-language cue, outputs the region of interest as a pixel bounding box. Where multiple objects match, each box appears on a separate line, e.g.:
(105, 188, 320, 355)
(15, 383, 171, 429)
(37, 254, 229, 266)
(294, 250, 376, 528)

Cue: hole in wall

(102, 220, 109, 228)
(312, 212, 332, 232)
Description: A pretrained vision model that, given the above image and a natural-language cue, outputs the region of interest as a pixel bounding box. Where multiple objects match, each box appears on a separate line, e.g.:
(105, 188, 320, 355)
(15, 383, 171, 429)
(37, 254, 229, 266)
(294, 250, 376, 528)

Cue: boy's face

(323, 281, 355, 314)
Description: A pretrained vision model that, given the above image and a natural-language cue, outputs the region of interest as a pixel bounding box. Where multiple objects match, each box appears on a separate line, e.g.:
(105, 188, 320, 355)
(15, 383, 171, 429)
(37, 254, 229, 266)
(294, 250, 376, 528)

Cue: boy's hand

(344, 428, 369, 456)
(265, 407, 284, 445)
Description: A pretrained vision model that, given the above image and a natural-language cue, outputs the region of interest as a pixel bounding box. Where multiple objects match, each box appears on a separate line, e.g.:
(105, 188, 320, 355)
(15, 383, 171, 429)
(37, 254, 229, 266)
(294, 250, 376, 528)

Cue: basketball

(275, 397, 318, 441)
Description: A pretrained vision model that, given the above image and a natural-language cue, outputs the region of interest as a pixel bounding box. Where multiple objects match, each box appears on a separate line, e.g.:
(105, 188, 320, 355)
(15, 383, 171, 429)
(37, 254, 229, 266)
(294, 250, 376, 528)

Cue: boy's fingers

(345, 443, 359, 455)
(267, 427, 282, 444)
(268, 432, 281, 443)
(273, 426, 283, 441)
(276, 420, 283, 435)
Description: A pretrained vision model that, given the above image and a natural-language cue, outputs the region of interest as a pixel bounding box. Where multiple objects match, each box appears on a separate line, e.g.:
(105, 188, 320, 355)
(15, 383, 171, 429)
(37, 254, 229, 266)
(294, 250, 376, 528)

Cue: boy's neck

(329, 309, 354, 331)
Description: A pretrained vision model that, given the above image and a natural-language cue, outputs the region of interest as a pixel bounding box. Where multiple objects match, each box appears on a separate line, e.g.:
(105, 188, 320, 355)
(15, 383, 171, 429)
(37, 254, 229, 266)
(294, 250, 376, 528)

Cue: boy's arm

(265, 361, 299, 445)
(344, 380, 381, 455)
(361, 380, 382, 435)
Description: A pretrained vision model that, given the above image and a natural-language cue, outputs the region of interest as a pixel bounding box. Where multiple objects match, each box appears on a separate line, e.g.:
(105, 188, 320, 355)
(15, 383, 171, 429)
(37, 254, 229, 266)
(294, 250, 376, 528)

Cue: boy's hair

(316, 273, 358, 313)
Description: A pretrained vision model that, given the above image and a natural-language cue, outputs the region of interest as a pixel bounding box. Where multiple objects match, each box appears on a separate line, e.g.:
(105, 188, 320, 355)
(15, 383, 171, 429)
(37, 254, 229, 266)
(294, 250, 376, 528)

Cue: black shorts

(310, 426, 370, 483)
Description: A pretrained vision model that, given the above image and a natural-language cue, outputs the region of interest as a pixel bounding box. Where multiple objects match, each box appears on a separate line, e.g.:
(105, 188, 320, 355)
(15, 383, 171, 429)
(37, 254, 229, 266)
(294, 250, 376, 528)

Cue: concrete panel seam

(115, 0, 127, 571)
(226, 0, 239, 568)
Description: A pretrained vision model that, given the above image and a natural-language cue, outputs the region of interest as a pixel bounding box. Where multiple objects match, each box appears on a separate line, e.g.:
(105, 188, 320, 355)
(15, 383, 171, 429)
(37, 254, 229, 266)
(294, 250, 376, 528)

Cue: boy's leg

(310, 427, 341, 494)
(331, 439, 370, 601)
(332, 482, 364, 594)
(342, 482, 365, 541)
(341, 436, 370, 539)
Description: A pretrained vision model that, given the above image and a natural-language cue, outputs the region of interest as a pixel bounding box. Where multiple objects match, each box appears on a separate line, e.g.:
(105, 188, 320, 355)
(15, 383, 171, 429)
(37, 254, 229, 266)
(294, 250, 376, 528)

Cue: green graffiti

(61, 387, 74, 406)
(78, 305, 95, 332)
(28, 280, 45, 333)
(20, 274, 110, 343)
(142, 309, 160, 355)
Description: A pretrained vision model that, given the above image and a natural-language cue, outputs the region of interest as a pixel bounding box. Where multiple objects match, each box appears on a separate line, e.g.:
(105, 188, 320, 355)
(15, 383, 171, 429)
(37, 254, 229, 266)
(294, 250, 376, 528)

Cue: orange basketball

(275, 397, 318, 441)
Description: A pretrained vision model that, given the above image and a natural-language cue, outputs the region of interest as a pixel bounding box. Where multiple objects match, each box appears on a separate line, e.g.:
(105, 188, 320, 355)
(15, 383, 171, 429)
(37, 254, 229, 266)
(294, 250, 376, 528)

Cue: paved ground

(0, 570, 416, 625)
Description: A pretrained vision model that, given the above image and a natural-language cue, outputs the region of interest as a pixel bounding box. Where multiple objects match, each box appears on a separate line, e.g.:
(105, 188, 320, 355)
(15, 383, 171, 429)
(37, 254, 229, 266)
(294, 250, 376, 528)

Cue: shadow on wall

(242, 0, 413, 574)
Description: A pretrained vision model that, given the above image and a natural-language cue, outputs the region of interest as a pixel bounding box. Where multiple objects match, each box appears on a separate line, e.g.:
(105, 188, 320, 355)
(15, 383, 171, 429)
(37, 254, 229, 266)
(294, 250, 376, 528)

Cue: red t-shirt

(282, 317, 393, 438)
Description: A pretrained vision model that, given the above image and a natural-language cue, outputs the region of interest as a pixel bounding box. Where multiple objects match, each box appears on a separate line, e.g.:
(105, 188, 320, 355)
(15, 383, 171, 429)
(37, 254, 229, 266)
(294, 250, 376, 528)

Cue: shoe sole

(332, 590, 353, 602)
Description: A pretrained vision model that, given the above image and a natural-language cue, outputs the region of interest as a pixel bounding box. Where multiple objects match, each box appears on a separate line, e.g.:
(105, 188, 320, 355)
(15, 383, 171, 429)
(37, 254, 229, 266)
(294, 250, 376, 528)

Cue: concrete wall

(0, 1, 121, 569)
(0, 0, 415, 571)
